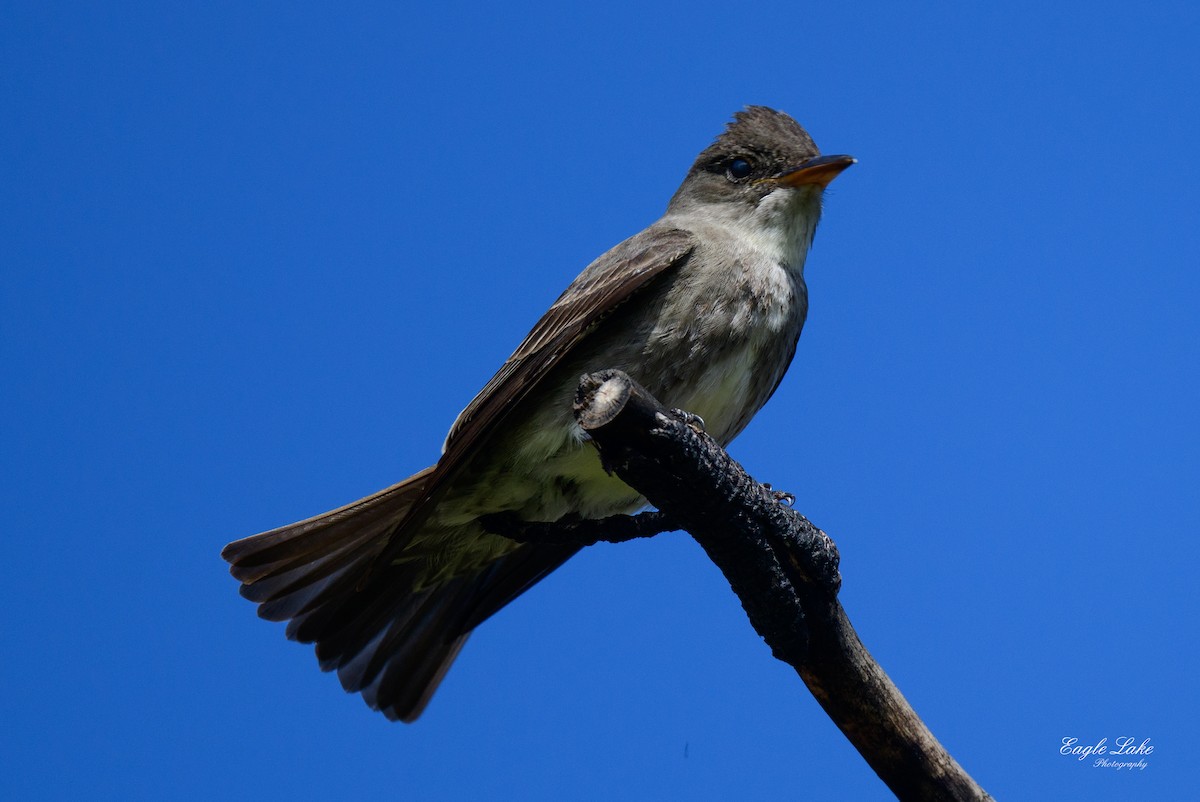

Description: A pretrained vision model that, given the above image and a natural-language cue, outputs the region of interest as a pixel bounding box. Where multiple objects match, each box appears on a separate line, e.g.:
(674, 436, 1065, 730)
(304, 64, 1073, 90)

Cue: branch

(503, 369, 992, 802)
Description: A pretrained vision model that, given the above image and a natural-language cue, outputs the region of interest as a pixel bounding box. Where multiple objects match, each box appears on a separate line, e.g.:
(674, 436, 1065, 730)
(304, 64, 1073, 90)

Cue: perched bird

(222, 106, 853, 722)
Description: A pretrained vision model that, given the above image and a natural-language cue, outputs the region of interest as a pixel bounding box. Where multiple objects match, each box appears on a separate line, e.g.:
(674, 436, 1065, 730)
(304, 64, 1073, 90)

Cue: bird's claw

(762, 483, 796, 506)
(671, 409, 706, 431)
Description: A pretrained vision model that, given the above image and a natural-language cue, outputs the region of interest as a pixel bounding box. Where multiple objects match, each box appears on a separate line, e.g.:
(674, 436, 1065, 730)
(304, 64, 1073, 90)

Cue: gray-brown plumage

(222, 106, 853, 722)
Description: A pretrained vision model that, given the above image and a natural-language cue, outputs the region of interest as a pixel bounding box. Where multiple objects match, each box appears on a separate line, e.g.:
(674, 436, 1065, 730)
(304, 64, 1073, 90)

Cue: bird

(222, 106, 854, 722)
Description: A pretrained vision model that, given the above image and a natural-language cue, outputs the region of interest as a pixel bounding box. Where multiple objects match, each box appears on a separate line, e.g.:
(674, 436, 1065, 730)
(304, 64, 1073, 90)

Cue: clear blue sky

(3, 2, 1196, 800)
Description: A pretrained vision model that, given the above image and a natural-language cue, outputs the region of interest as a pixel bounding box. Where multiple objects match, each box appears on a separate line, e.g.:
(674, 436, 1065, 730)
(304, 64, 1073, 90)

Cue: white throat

(667, 185, 822, 274)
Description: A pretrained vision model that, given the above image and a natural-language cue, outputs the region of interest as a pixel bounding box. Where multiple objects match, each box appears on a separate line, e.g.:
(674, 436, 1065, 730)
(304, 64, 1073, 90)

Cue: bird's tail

(222, 467, 464, 722)
(222, 467, 578, 722)
(222, 467, 435, 623)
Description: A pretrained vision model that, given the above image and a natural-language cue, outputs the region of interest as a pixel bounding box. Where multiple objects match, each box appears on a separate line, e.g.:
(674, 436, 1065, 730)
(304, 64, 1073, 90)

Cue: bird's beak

(772, 154, 856, 188)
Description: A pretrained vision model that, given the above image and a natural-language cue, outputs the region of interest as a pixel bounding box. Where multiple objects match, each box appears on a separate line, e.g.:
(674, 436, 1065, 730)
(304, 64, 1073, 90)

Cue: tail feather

(223, 467, 582, 722)
(254, 549, 379, 622)
(369, 632, 471, 723)
(358, 582, 476, 720)
(389, 635, 470, 722)
(239, 539, 372, 605)
(337, 593, 429, 690)
(223, 469, 433, 583)
(356, 589, 447, 692)
(231, 519, 389, 588)
(314, 565, 431, 674)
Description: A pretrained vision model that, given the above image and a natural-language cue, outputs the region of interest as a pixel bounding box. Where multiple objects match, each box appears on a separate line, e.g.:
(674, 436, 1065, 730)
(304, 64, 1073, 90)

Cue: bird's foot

(762, 483, 796, 507)
(670, 409, 706, 431)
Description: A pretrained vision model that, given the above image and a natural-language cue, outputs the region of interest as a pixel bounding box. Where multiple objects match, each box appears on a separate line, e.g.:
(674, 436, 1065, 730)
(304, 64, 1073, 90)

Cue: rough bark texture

(501, 369, 992, 802)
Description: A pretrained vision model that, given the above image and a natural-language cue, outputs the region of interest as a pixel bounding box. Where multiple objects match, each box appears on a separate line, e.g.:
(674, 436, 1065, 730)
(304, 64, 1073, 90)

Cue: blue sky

(2, 2, 1197, 800)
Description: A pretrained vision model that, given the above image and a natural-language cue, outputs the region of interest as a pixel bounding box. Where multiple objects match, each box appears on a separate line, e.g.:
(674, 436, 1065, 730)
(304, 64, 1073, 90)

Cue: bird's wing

(392, 225, 696, 542)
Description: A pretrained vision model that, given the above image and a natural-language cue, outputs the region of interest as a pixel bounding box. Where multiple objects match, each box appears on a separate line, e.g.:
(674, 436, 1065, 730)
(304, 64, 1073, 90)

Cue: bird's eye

(726, 158, 752, 180)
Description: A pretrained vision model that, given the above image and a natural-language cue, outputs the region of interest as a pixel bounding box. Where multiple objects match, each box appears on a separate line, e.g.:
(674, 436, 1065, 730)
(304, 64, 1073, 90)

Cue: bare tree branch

(497, 369, 992, 802)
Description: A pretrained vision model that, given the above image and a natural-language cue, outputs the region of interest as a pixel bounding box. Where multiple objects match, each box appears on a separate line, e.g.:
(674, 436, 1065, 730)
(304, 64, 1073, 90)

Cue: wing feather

(388, 226, 696, 546)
